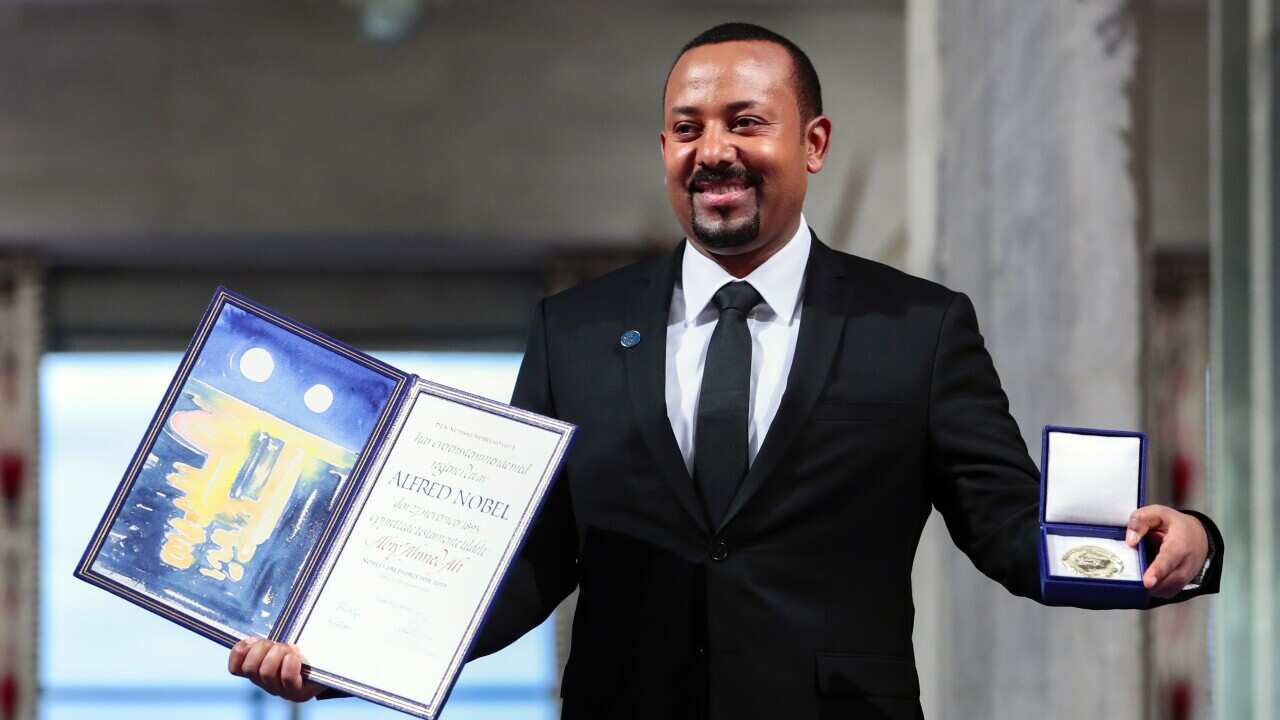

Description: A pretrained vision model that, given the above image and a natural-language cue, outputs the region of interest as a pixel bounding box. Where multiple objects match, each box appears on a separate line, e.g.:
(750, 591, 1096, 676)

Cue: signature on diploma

(366, 534, 466, 576)
(326, 600, 362, 631)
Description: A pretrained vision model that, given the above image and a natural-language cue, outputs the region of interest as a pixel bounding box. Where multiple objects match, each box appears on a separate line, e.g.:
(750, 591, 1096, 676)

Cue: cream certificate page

(293, 384, 566, 713)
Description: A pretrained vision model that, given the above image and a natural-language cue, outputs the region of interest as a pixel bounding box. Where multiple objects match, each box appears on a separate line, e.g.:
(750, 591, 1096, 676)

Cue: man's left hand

(1125, 505, 1209, 598)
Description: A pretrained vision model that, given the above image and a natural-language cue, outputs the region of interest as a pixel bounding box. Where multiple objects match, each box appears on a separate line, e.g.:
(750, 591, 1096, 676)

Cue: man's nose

(696, 124, 737, 168)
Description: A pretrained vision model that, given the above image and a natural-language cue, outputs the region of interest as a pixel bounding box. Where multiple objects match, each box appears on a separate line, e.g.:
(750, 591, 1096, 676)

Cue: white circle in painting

(304, 384, 334, 413)
(239, 347, 275, 382)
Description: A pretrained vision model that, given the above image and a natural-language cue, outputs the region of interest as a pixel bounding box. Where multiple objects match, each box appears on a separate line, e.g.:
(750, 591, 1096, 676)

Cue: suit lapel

(624, 241, 712, 535)
(717, 235, 851, 533)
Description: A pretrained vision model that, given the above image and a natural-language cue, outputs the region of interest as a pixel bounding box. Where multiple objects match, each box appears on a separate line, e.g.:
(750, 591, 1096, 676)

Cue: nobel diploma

(76, 289, 574, 720)
(289, 383, 571, 718)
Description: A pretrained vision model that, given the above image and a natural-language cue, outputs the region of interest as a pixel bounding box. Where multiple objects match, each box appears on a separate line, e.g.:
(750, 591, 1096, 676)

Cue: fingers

(236, 637, 272, 688)
(229, 638, 318, 700)
(281, 649, 306, 697)
(1126, 505, 1173, 547)
(257, 643, 288, 696)
(228, 636, 258, 676)
(1141, 510, 1211, 598)
(1145, 552, 1197, 598)
(1142, 546, 1177, 593)
(237, 638, 272, 692)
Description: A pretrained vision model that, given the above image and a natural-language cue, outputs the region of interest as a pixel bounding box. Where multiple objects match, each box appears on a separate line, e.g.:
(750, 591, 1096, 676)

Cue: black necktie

(694, 281, 764, 527)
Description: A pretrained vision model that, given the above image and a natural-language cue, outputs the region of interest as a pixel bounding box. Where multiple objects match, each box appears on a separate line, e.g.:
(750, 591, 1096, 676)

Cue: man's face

(661, 41, 826, 257)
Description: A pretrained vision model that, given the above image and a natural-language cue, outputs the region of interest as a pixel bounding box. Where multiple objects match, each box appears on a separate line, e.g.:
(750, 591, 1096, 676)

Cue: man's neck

(691, 217, 803, 279)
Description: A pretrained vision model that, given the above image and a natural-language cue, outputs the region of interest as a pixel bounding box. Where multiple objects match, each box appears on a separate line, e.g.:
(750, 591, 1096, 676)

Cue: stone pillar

(1209, 1, 1279, 717)
(907, 0, 1147, 717)
(904, 1, 948, 715)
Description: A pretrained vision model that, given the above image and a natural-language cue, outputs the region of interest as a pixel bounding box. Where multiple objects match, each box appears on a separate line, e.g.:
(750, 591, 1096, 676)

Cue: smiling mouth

(690, 178, 757, 209)
(695, 179, 751, 194)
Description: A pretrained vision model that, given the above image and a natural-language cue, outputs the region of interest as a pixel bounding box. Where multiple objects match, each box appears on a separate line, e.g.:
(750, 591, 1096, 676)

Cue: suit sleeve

(468, 298, 580, 657)
(927, 291, 1044, 601)
(928, 291, 1224, 608)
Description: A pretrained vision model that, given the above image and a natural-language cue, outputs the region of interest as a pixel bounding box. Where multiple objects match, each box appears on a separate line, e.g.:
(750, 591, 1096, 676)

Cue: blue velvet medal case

(1038, 425, 1150, 608)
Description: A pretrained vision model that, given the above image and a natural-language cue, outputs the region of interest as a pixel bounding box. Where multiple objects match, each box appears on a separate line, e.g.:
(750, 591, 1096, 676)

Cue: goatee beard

(691, 210, 761, 250)
(685, 164, 764, 250)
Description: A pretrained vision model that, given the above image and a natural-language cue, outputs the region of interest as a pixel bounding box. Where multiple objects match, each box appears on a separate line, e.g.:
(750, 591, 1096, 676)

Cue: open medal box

(1038, 425, 1151, 608)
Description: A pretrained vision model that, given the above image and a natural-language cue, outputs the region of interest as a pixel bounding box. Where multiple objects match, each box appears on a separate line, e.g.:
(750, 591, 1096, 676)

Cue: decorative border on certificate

(281, 378, 575, 720)
(74, 287, 409, 647)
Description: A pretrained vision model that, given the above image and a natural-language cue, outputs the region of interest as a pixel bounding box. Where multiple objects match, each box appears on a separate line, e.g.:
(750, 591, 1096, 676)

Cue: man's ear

(659, 131, 668, 158)
(805, 116, 832, 174)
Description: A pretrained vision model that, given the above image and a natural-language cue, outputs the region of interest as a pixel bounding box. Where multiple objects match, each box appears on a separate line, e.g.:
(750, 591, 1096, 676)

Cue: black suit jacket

(471, 236, 1223, 720)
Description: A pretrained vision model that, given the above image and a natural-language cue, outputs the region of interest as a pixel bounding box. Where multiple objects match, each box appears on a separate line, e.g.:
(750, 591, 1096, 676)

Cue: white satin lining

(1044, 431, 1141, 526)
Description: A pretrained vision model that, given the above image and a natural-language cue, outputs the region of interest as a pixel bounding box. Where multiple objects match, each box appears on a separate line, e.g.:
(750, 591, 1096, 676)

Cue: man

(230, 23, 1221, 719)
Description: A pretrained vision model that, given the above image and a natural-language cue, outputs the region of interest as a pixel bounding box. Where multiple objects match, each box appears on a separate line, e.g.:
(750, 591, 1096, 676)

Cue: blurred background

(0, 0, 1271, 718)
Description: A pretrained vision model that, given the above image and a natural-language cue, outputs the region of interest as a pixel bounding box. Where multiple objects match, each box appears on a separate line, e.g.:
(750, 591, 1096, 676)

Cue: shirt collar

(680, 215, 811, 326)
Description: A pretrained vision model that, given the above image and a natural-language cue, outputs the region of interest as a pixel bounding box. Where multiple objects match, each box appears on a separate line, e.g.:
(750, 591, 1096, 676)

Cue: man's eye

(733, 117, 761, 129)
(673, 123, 699, 136)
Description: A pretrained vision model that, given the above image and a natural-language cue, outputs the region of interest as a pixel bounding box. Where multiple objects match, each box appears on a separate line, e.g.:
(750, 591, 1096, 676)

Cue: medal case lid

(1038, 425, 1146, 530)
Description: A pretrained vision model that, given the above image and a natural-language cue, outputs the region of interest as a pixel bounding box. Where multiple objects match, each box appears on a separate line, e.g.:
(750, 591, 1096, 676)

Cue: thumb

(1126, 505, 1170, 547)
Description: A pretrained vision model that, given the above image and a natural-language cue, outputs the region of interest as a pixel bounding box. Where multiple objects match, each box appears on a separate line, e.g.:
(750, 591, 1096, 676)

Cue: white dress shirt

(665, 218, 811, 474)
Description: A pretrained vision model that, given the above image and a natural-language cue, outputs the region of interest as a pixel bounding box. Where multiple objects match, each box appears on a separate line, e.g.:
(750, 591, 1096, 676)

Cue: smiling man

(230, 23, 1222, 720)
(662, 29, 826, 278)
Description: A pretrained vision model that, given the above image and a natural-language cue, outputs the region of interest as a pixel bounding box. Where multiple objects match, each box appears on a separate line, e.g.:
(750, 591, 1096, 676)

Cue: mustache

(687, 165, 763, 193)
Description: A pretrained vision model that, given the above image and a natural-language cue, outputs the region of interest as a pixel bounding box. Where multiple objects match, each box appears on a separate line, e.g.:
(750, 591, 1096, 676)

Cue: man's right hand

(228, 637, 326, 702)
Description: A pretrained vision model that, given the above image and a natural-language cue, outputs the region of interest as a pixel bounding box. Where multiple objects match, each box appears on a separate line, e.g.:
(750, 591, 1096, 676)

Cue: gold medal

(1062, 545, 1124, 578)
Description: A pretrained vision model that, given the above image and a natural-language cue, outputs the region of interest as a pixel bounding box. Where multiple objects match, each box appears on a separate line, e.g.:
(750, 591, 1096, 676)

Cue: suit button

(695, 645, 706, 657)
(710, 540, 728, 562)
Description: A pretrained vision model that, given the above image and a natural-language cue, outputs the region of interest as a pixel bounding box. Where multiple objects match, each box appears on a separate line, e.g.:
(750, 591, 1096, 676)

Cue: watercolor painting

(91, 302, 399, 638)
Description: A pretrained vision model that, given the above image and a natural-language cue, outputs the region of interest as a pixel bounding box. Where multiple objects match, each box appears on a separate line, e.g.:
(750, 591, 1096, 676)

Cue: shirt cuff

(1183, 516, 1216, 590)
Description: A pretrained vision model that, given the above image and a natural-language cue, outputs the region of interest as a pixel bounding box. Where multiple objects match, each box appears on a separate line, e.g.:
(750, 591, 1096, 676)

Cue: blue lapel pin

(620, 330, 642, 348)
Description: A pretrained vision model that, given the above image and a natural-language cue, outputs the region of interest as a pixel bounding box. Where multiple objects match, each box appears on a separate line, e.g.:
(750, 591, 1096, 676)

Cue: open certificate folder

(75, 288, 575, 719)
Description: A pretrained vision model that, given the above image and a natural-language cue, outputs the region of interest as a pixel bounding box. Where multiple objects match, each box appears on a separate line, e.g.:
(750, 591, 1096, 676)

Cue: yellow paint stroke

(160, 379, 356, 584)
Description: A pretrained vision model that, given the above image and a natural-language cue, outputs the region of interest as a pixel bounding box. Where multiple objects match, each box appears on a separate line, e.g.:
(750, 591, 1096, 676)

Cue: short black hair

(666, 22, 823, 121)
